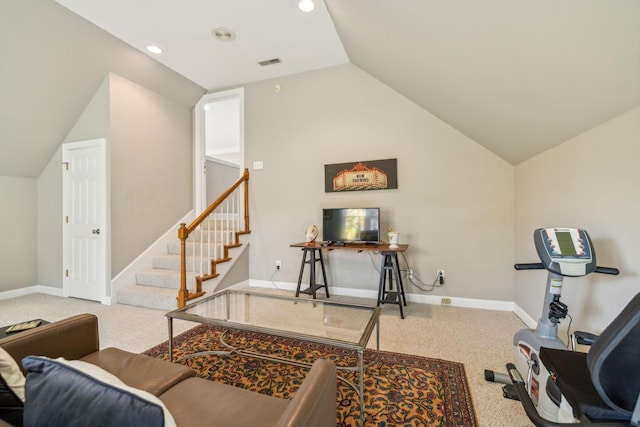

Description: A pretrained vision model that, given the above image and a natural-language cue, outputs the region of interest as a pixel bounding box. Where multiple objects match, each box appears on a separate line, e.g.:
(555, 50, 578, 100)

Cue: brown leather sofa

(0, 314, 337, 427)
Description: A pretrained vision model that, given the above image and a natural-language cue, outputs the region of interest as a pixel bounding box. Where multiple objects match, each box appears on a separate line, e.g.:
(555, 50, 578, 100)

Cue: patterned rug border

(144, 324, 478, 427)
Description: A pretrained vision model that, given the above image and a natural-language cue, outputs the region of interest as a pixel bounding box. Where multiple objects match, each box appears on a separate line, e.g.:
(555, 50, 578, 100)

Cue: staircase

(116, 220, 247, 311)
(115, 169, 250, 311)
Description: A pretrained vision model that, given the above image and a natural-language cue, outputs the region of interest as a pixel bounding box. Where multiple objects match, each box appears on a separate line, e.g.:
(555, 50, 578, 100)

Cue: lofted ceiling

(54, 0, 640, 164)
(54, 0, 349, 91)
(2, 0, 638, 179)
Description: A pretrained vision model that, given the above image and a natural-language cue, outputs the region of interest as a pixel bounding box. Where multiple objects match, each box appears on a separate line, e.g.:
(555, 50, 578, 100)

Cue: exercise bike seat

(541, 348, 630, 422)
(511, 291, 640, 426)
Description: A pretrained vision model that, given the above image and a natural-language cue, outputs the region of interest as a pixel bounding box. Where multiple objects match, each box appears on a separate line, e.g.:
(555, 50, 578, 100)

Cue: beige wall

(33, 73, 197, 294)
(0, 177, 37, 291)
(244, 64, 515, 301)
(2, 0, 203, 295)
(515, 107, 640, 332)
(109, 74, 194, 275)
(36, 77, 112, 289)
(37, 146, 63, 288)
(206, 160, 240, 205)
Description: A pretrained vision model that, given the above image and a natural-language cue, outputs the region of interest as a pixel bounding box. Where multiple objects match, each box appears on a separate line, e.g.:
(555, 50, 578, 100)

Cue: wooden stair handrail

(177, 168, 250, 308)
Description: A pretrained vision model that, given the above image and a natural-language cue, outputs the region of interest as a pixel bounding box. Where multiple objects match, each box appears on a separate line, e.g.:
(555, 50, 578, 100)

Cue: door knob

(92, 229, 101, 235)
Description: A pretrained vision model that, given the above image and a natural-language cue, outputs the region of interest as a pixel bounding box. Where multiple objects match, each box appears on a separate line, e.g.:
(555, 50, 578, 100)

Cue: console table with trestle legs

(290, 242, 409, 318)
(293, 245, 330, 299)
(378, 250, 407, 319)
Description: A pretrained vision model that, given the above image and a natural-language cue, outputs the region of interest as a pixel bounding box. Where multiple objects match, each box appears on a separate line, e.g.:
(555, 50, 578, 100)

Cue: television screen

(322, 208, 380, 244)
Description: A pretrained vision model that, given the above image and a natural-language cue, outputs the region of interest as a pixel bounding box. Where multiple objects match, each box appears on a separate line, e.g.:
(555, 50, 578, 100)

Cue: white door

(62, 139, 108, 302)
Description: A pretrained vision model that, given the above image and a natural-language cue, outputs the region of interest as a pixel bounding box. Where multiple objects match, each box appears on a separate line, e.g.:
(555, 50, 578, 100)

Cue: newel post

(243, 168, 250, 232)
(177, 223, 189, 308)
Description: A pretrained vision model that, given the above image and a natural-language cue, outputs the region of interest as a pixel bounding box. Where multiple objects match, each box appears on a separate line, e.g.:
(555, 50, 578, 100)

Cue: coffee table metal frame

(166, 289, 381, 419)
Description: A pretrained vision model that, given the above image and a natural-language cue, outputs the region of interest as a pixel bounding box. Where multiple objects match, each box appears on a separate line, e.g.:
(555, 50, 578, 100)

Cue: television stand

(294, 245, 329, 299)
(290, 242, 409, 318)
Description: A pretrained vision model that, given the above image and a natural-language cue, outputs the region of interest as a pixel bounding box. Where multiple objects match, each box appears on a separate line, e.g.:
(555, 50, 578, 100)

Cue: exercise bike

(486, 227, 619, 422)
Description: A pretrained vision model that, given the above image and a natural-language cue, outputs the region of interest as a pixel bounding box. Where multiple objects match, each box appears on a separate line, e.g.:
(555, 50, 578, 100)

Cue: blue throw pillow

(22, 356, 176, 427)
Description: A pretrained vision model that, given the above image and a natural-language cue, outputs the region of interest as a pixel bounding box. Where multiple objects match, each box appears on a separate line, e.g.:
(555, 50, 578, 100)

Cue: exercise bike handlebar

(594, 266, 620, 275)
(514, 263, 619, 275)
(514, 263, 545, 270)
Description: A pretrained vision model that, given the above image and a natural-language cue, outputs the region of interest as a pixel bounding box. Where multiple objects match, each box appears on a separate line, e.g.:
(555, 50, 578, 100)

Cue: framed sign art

(324, 158, 397, 192)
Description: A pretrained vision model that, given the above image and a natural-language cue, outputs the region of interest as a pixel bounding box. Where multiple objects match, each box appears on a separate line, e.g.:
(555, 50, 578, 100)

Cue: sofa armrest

(276, 358, 337, 427)
(0, 314, 99, 374)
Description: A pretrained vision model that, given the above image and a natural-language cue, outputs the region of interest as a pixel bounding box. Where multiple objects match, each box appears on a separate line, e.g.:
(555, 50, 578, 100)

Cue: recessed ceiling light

(212, 27, 236, 42)
(298, 0, 315, 12)
(146, 45, 162, 54)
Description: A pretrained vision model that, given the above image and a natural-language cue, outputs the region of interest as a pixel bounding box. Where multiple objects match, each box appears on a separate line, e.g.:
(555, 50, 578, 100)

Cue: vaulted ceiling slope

(0, 0, 204, 179)
(2, 1, 639, 179)
(327, 0, 640, 164)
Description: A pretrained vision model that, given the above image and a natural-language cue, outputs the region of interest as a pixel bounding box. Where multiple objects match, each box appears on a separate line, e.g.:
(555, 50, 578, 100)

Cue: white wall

(244, 64, 515, 302)
(0, 177, 37, 291)
(515, 107, 640, 333)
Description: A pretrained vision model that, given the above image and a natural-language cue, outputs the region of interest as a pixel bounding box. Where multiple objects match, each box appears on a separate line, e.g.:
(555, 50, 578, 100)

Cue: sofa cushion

(160, 376, 290, 427)
(81, 347, 195, 396)
(0, 347, 25, 426)
(22, 356, 176, 427)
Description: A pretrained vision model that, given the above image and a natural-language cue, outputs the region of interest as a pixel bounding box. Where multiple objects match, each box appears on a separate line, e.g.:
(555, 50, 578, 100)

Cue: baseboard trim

(247, 279, 518, 313)
(513, 303, 537, 328)
(0, 285, 64, 301)
(0, 280, 537, 328)
(0, 285, 112, 305)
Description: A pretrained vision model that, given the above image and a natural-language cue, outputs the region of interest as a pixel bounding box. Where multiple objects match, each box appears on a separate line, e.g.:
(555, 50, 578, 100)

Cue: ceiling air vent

(258, 58, 281, 67)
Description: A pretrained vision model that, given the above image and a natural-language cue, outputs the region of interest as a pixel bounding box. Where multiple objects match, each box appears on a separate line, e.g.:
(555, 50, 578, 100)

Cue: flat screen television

(322, 208, 380, 244)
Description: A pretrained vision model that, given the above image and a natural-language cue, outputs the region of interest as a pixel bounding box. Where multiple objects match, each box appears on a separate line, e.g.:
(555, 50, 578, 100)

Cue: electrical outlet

(408, 269, 413, 279)
(441, 297, 452, 305)
(275, 260, 281, 270)
(437, 270, 445, 284)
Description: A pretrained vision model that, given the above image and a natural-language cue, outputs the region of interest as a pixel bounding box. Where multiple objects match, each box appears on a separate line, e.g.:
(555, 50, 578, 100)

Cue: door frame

(62, 138, 111, 303)
(194, 87, 245, 214)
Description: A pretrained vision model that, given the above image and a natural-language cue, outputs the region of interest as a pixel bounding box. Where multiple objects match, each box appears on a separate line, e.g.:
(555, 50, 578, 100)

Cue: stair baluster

(177, 168, 250, 308)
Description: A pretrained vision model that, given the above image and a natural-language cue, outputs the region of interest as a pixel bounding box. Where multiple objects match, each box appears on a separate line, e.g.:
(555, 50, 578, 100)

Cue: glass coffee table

(166, 289, 381, 418)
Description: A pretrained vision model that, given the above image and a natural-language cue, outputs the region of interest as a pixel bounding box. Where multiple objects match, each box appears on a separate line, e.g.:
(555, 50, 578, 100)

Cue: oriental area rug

(144, 325, 477, 427)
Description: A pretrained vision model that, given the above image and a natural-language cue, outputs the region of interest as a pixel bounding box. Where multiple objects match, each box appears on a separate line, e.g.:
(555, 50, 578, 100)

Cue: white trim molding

(247, 279, 524, 314)
(0, 285, 64, 301)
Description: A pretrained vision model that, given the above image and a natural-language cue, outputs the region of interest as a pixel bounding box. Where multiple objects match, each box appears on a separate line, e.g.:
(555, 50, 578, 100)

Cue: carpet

(144, 324, 477, 427)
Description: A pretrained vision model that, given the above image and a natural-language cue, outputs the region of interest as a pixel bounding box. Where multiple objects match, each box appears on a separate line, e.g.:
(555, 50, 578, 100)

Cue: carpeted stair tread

(198, 217, 239, 230)
(188, 230, 235, 241)
(136, 269, 195, 289)
(152, 254, 210, 273)
(166, 240, 223, 256)
(116, 284, 179, 311)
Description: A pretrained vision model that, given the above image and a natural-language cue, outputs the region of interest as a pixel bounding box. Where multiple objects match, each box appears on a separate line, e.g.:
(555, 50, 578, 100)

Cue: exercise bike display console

(486, 227, 619, 422)
(534, 227, 594, 276)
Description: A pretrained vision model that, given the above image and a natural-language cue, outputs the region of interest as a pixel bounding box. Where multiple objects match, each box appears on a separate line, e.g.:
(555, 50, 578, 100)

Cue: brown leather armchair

(0, 314, 337, 427)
